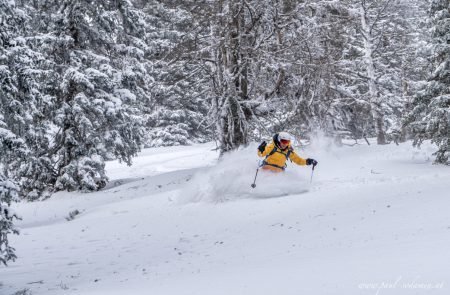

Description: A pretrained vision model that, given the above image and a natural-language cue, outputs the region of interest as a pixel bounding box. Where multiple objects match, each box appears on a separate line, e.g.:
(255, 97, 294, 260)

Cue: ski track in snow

(2, 140, 450, 295)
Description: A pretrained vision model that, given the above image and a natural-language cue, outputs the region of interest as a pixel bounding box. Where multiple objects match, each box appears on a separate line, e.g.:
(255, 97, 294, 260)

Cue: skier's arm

(258, 142, 274, 157)
(289, 150, 307, 166)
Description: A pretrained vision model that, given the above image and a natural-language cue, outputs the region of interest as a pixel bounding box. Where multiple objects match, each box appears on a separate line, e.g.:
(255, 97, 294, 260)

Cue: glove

(258, 141, 267, 153)
(306, 158, 318, 166)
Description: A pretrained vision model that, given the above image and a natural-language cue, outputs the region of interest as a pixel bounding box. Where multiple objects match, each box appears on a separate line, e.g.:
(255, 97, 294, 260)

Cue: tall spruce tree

(144, 1, 210, 147)
(0, 0, 56, 199)
(49, 0, 146, 191)
(0, 172, 20, 266)
(335, 0, 412, 144)
(0, 124, 23, 265)
(406, 0, 450, 164)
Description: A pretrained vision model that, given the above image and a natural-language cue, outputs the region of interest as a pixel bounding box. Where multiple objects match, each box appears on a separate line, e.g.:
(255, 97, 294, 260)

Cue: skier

(257, 132, 318, 172)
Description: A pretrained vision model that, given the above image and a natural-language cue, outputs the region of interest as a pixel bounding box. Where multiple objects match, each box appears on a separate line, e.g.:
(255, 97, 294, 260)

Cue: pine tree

(406, 0, 450, 164)
(50, 0, 146, 191)
(390, 0, 431, 143)
(0, 124, 23, 265)
(293, 0, 420, 144)
(0, 173, 19, 266)
(143, 0, 210, 147)
(333, 0, 412, 144)
(0, 0, 56, 199)
(0, 0, 149, 193)
(1, 0, 27, 236)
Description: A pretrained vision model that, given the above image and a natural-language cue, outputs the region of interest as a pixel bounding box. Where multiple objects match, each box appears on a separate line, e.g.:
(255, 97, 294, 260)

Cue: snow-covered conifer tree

(0, 173, 19, 266)
(406, 0, 449, 164)
(335, 0, 414, 144)
(298, 0, 419, 144)
(144, 1, 210, 147)
(0, 0, 56, 199)
(43, 0, 146, 191)
(0, 125, 22, 265)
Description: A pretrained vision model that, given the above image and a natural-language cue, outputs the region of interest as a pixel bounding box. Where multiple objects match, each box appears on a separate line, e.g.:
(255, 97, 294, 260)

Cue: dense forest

(1, 0, 449, 265)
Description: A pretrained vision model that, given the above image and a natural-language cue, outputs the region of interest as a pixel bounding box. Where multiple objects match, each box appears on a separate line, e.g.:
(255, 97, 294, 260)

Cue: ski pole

(251, 168, 259, 188)
(309, 164, 316, 184)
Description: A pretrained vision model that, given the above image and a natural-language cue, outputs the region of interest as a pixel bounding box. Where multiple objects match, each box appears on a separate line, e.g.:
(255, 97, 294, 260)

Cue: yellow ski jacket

(257, 141, 307, 171)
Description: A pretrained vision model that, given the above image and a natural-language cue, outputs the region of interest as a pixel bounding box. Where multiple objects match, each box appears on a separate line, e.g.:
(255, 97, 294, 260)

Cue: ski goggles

(280, 139, 290, 145)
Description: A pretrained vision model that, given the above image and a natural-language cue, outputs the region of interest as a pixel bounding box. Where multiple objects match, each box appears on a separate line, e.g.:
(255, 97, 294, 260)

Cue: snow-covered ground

(2, 139, 449, 295)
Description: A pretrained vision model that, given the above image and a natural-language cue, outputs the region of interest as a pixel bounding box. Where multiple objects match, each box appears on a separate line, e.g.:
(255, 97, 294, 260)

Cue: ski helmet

(278, 132, 291, 142)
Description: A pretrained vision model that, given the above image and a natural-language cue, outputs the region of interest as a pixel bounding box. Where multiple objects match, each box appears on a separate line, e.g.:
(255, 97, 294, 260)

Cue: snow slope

(2, 139, 449, 295)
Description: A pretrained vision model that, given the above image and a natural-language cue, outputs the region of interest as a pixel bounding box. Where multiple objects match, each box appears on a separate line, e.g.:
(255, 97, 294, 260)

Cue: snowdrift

(177, 144, 314, 203)
(4, 139, 450, 295)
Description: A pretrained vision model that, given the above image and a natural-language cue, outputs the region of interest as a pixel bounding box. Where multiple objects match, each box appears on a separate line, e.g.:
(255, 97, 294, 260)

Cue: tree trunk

(360, 2, 386, 145)
(218, 0, 249, 153)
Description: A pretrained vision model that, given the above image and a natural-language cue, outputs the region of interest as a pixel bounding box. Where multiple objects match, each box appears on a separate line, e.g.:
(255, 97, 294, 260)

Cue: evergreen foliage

(0, 0, 445, 196)
(0, 126, 22, 265)
(0, 0, 447, 267)
(406, 0, 449, 164)
(0, 174, 20, 266)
